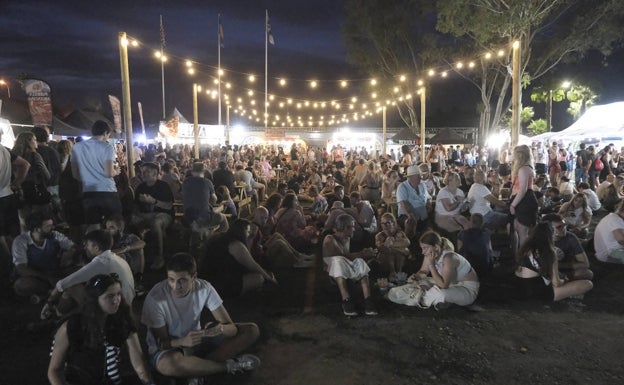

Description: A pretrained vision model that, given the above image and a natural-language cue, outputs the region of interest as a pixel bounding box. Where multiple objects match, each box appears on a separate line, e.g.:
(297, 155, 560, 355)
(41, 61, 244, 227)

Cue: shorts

(0, 194, 19, 236)
(151, 334, 225, 368)
(82, 191, 122, 224)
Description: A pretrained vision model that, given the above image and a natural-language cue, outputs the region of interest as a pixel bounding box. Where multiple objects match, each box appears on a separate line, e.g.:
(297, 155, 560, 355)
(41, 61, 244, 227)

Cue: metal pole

(264, 9, 268, 130)
(160, 15, 166, 120)
(119, 32, 134, 177)
(511, 40, 521, 147)
(218, 14, 222, 126)
(193, 83, 199, 159)
(226, 104, 231, 145)
(382, 106, 387, 156)
(420, 87, 426, 156)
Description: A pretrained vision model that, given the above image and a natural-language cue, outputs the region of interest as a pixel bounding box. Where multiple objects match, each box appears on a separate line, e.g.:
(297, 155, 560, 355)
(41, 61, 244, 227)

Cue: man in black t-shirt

(543, 213, 593, 281)
(213, 161, 237, 199)
(132, 162, 173, 270)
(182, 162, 228, 233)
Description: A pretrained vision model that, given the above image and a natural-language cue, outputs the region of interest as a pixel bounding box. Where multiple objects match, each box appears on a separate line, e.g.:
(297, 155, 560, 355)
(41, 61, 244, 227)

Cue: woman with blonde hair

(434, 171, 470, 232)
(509, 144, 538, 253)
(409, 230, 479, 308)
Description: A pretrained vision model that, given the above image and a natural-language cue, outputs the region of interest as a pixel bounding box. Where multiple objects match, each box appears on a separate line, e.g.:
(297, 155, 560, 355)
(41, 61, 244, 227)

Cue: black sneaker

(364, 298, 378, 316)
(342, 297, 358, 316)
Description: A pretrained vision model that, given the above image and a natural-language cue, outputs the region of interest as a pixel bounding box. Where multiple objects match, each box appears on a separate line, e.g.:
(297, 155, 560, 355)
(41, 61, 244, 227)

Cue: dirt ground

(2, 215, 624, 385)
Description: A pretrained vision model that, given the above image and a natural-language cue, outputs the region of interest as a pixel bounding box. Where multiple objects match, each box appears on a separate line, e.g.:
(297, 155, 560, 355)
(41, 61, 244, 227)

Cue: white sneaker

(226, 354, 261, 374)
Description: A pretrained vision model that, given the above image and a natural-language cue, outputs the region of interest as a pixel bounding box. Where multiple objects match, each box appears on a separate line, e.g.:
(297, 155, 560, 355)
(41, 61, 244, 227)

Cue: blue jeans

(575, 168, 588, 183)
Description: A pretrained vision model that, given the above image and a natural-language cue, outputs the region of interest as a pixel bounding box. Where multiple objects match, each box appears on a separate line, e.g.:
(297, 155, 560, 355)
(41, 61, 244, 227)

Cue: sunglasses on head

(92, 273, 120, 289)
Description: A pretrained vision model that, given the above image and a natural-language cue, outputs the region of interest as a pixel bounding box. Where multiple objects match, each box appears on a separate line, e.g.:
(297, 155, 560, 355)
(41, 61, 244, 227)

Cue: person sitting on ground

(375, 213, 410, 283)
(594, 199, 624, 264)
(322, 214, 378, 316)
(320, 174, 336, 196)
(274, 193, 318, 252)
(348, 190, 377, 235)
(419, 162, 440, 198)
(467, 169, 509, 229)
(577, 182, 601, 214)
(298, 185, 328, 221)
(396, 165, 432, 238)
(457, 213, 494, 279)
(42, 229, 135, 319)
(324, 184, 351, 212)
(514, 222, 593, 302)
(213, 161, 237, 200)
(596, 172, 614, 198)
(542, 214, 593, 281)
(434, 171, 471, 233)
(558, 193, 592, 239)
(262, 193, 282, 237)
(141, 253, 261, 381)
(182, 162, 229, 237)
(131, 162, 174, 270)
(558, 175, 576, 202)
(600, 174, 624, 212)
(48, 273, 154, 385)
(248, 206, 315, 268)
(200, 219, 278, 298)
(410, 230, 480, 308)
(381, 169, 400, 200)
(12, 210, 77, 304)
(540, 186, 562, 215)
(105, 214, 147, 296)
(217, 185, 238, 219)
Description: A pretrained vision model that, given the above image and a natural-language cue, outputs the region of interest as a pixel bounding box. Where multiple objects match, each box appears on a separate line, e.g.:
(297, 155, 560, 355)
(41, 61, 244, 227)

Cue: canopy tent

(428, 129, 471, 144)
(52, 116, 91, 137)
(548, 102, 624, 142)
(390, 127, 420, 145)
(62, 109, 114, 131)
(167, 107, 189, 124)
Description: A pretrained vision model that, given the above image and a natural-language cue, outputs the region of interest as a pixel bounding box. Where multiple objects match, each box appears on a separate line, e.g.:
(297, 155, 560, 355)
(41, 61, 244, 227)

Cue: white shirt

(141, 279, 223, 355)
(435, 187, 465, 215)
(594, 213, 624, 262)
(582, 189, 601, 211)
(467, 183, 493, 216)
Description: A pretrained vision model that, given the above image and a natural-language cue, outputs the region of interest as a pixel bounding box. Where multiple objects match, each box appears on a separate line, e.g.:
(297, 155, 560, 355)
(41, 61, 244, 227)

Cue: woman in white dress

(434, 171, 470, 232)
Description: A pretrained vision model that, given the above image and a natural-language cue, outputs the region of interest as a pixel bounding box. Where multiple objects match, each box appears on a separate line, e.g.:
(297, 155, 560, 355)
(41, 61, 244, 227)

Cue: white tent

(549, 101, 624, 142)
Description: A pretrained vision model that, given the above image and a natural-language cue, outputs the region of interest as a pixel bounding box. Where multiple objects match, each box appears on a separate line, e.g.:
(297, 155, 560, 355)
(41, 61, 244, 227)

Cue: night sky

(1, 0, 622, 130)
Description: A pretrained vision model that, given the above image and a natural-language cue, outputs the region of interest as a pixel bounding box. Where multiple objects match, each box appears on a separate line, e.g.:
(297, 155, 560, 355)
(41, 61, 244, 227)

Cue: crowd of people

(2, 119, 622, 383)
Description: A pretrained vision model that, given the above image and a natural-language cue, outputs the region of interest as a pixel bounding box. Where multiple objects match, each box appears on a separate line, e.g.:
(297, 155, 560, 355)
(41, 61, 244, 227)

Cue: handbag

(387, 283, 429, 307)
(594, 157, 604, 171)
(21, 180, 52, 205)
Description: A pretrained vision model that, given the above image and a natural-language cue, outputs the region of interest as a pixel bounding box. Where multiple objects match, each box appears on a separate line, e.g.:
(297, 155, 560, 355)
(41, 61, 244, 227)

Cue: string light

(124, 33, 513, 127)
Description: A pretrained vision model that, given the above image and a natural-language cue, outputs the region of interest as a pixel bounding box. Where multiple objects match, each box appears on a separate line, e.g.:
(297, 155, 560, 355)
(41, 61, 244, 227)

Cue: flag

(21, 79, 52, 126)
(159, 15, 166, 48)
(266, 10, 275, 45)
(218, 13, 224, 48)
(108, 95, 122, 133)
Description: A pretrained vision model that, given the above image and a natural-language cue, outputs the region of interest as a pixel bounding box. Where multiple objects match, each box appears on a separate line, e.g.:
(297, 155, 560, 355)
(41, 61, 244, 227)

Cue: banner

(160, 115, 179, 137)
(108, 95, 122, 133)
(21, 79, 52, 126)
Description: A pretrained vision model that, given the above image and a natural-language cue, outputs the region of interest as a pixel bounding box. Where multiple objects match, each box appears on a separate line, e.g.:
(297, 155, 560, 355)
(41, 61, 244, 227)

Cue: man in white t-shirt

(467, 169, 509, 229)
(594, 200, 624, 263)
(141, 253, 261, 380)
(71, 120, 121, 228)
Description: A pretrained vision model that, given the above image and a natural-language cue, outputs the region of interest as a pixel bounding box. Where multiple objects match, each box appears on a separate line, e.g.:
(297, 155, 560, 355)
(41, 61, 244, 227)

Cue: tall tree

(436, 0, 624, 141)
(343, 0, 438, 130)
